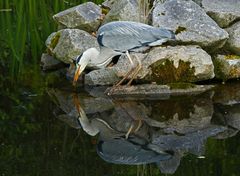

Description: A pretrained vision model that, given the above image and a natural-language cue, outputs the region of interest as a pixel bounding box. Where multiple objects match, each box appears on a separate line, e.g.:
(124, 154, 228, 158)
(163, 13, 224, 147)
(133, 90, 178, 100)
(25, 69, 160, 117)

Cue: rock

(103, 0, 144, 24)
(40, 53, 65, 71)
(45, 29, 99, 64)
(53, 2, 102, 33)
(85, 69, 120, 86)
(202, 0, 240, 28)
(213, 55, 240, 80)
(106, 84, 214, 98)
(102, 0, 116, 9)
(225, 21, 240, 55)
(192, 0, 202, 6)
(143, 46, 215, 83)
(85, 45, 214, 85)
(152, 0, 228, 50)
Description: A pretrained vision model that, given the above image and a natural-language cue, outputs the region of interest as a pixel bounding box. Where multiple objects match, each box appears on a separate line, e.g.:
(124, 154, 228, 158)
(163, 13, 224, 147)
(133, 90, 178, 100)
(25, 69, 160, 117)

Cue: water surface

(0, 70, 240, 176)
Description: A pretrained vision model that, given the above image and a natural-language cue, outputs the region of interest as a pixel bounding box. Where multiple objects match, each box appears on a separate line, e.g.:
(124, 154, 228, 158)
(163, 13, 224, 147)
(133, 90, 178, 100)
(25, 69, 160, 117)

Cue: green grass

(0, 0, 103, 80)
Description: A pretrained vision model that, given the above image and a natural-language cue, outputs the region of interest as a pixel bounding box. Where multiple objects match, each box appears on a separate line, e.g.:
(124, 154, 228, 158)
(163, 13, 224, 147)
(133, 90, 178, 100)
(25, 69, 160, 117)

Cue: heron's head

(73, 48, 99, 86)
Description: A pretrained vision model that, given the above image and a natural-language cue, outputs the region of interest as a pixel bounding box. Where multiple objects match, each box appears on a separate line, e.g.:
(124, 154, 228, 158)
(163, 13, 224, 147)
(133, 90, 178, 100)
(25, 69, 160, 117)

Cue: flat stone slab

(106, 84, 214, 99)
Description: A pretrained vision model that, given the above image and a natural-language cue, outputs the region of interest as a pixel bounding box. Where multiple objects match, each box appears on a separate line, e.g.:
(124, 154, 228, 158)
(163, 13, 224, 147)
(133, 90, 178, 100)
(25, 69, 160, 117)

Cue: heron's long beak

(73, 65, 82, 86)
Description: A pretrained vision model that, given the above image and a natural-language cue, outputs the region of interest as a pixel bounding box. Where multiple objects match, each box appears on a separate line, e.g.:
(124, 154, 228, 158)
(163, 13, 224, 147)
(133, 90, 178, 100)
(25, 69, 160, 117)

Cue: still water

(0, 70, 240, 176)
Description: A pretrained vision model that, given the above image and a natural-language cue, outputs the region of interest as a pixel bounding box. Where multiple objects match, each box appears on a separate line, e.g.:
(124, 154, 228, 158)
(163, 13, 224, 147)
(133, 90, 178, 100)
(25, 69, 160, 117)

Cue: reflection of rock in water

(47, 86, 239, 174)
(150, 92, 214, 134)
(97, 136, 172, 165)
(212, 103, 240, 139)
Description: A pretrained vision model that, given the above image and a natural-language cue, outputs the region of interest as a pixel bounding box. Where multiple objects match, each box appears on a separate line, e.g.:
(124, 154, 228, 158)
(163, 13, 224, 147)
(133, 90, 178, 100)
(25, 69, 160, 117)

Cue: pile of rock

(41, 0, 240, 89)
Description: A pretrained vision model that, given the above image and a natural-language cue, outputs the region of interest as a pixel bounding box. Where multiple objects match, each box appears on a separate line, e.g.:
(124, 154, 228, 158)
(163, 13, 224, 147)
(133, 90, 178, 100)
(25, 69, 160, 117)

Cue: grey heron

(73, 21, 175, 86)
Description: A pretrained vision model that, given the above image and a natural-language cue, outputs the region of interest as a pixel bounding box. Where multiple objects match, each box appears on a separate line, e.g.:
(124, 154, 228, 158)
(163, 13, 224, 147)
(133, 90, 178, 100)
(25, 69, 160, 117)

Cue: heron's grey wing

(97, 21, 175, 52)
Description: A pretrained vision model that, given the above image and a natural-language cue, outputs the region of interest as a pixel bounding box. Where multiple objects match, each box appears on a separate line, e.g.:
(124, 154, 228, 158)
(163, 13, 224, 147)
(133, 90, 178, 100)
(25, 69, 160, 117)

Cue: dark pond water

(1, 69, 240, 176)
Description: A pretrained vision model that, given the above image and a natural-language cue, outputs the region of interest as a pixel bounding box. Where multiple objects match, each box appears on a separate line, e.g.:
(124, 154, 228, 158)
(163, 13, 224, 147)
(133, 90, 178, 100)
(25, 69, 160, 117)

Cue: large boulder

(85, 45, 214, 85)
(142, 46, 215, 84)
(53, 2, 102, 32)
(225, 21, 240, 55)
(45, 29, 99, 64)
(152, 0, 228, 50)
(103, 0, 144, 24)
(213, 55, 240, 80)
(202, 0, 240, 28)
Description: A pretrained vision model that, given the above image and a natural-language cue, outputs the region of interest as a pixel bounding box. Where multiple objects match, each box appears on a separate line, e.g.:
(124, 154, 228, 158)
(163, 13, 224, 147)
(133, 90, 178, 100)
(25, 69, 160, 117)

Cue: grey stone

(103, 0, 145, 24)
(202, 0, 240, 28)
(102, 0, 116, 9)
(40, 53, 65, 71)
(152, 0, 228, 50)
(85, 69, 120, 86)
(53, 2, 102, 32)
(225, 21, 240, 55)
(45, 29, 99, 64)
(142, 46, 215, 83)
(213, 54, 240, 80)
(192, 0, 202, 6)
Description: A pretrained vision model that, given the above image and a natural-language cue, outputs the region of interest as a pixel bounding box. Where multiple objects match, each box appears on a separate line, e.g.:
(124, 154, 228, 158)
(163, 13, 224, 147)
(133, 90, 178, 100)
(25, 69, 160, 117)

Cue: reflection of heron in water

(73, 94, 173, 165)
(73, 94, 165, 139)
(73, 94, 141, 138)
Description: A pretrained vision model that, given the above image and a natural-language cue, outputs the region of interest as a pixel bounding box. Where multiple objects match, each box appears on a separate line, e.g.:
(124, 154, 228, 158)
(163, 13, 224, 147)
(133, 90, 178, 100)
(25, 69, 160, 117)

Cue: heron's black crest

(97, 33, 104, 47)
(76, 53, 83, 64)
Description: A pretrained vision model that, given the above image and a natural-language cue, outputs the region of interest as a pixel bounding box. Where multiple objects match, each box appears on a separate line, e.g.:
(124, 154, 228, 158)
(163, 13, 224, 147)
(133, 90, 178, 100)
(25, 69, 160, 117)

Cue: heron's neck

(91, 47, 121, 68)
(82, 48, 99, 65)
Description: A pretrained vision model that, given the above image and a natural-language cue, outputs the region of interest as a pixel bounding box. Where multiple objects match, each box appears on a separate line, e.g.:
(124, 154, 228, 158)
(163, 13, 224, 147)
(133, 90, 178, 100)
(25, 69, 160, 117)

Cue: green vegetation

(0, 0, 103, 80)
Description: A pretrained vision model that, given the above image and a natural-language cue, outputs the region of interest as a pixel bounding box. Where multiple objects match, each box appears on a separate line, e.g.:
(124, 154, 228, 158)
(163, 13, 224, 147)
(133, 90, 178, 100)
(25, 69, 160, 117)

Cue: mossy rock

(213, 54, 240, 81)
(147, 59, 196, 84)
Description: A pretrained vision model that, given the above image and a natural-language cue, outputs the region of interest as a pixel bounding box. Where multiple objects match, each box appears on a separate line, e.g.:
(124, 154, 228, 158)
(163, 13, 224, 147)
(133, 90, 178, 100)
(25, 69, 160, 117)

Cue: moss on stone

(148, 59, 196, 84)
(224, 55, 240, 60)
(213, 58, 227, 80)
(50, 32, 61, 50)
(168, 82, 196, 89)
(175, 26, 187, 34)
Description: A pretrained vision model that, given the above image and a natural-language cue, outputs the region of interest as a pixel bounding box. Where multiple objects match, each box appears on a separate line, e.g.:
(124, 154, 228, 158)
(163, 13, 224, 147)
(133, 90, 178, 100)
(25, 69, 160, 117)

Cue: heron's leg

(126, 51, 134, 65)
(114, 67, 135, 87)
(126, 55, 142, 86)
(112, 51, 136, 87)
(134, 119, 142, 133)
(125, 123, 134, 139)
